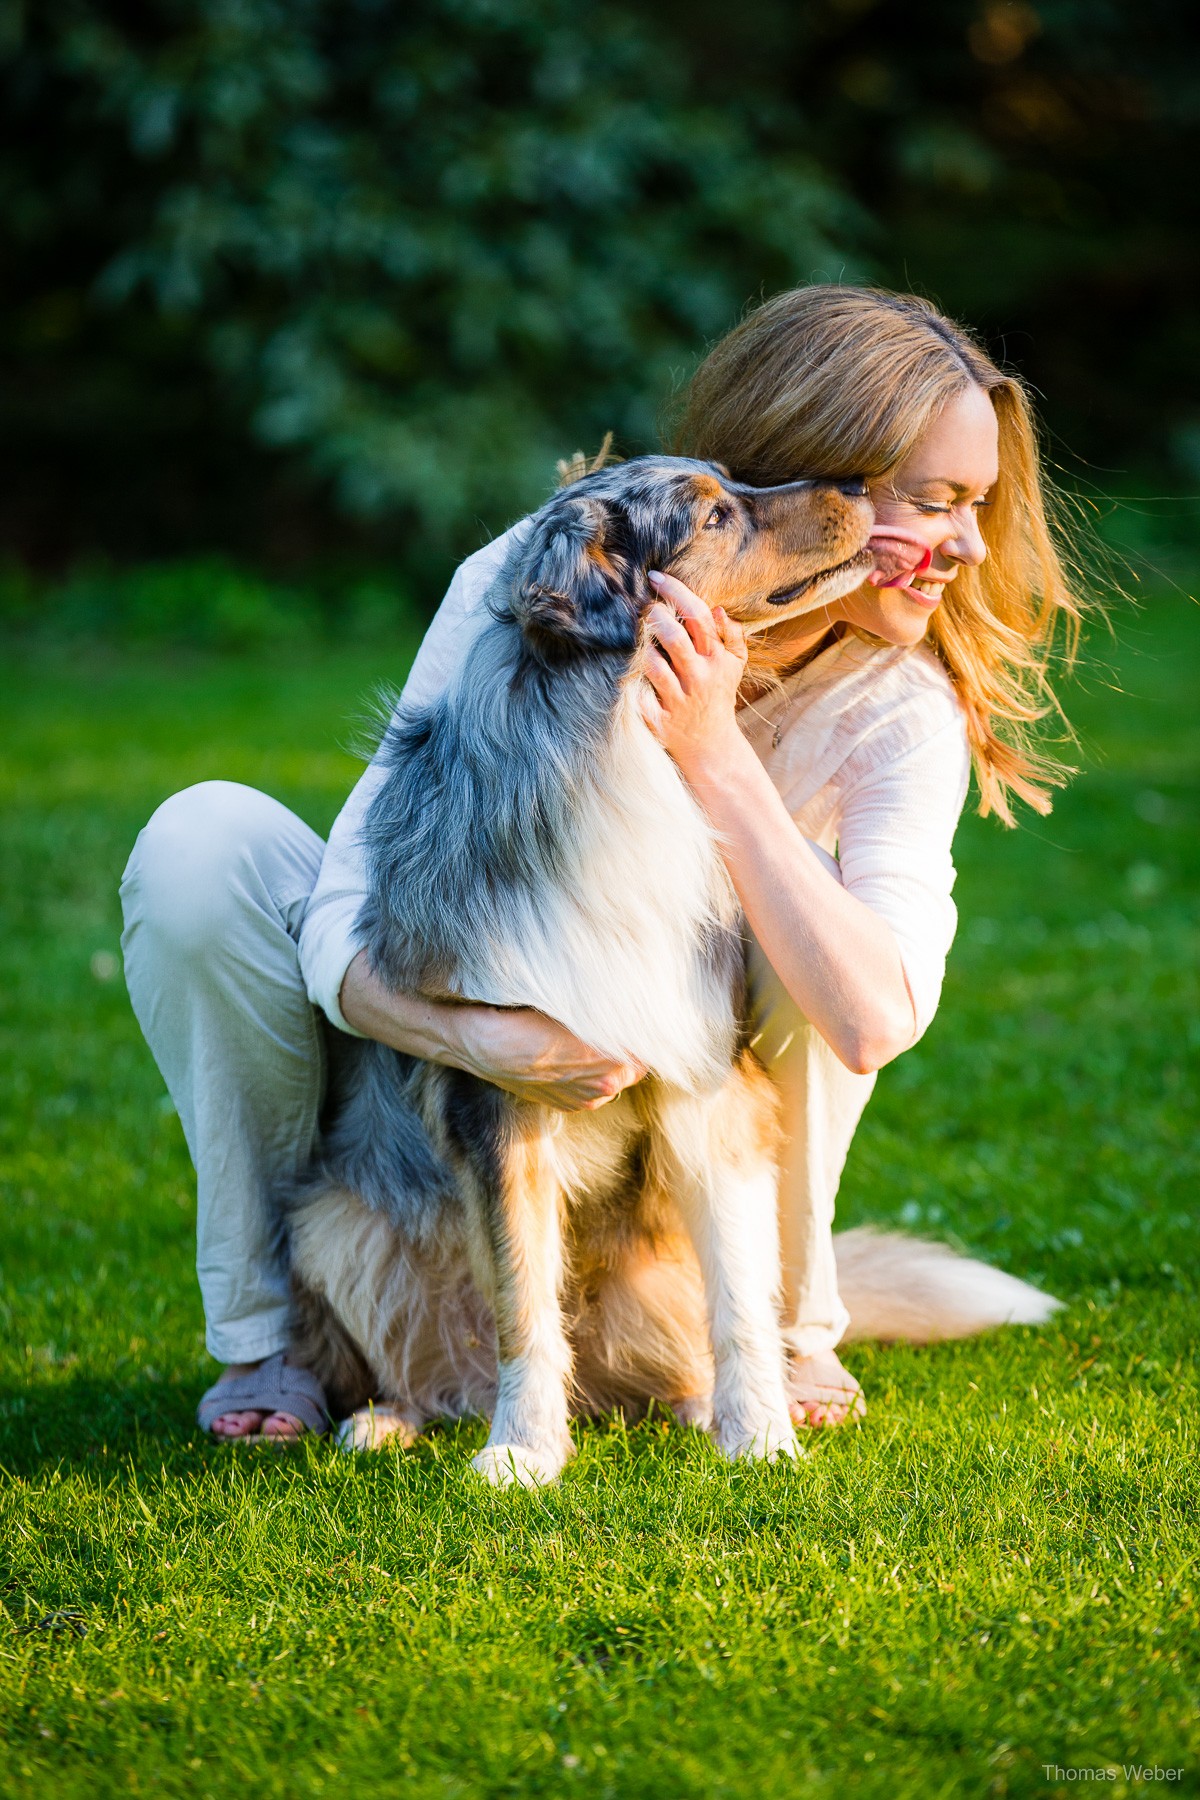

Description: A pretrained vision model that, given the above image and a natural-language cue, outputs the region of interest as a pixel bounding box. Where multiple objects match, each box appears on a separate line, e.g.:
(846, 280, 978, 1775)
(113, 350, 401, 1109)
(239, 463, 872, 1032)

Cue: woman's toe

(786, 1352, 866, 1429)
(211, 1410, 266, 1438)
(791, 1398, 834, 1427)
(260, 1411, 305, 1439)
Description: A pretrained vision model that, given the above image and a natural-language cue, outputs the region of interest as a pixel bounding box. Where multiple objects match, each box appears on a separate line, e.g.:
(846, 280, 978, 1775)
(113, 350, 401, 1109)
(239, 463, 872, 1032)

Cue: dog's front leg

(660, 1077, 798, 1463)
(449, 1089, 573, 1488)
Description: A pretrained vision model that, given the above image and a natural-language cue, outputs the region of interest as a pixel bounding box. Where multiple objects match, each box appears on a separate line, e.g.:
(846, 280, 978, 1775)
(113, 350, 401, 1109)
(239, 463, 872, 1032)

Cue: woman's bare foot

(208, 1358, 307, 1440)
(786, 1349, 866, 1428)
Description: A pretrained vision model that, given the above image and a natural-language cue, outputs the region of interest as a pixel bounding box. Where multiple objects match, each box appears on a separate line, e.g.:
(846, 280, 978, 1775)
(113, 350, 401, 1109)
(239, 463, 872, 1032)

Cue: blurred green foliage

(0, 554, 418, 650)
(2, 0, 1197, 576)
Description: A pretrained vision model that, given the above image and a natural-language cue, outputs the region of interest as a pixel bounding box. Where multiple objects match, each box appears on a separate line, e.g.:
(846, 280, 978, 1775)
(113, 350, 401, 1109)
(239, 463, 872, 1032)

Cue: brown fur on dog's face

(665, 471, 874, 626)
(511, 457, 874, 667)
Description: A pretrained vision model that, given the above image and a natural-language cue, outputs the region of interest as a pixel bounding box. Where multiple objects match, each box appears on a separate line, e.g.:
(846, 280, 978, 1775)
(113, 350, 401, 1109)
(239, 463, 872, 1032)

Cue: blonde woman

(121, 286, 1079, 1441)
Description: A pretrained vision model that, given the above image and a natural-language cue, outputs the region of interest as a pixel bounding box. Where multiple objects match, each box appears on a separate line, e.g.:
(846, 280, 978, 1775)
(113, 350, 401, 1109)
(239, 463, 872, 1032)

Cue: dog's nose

(828, 476, 868, 498)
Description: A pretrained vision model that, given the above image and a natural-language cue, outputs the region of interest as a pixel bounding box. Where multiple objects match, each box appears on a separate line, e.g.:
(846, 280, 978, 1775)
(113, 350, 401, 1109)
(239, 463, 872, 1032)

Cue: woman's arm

(339, 951, 645, 1110)
(643, 574, 919, 1075)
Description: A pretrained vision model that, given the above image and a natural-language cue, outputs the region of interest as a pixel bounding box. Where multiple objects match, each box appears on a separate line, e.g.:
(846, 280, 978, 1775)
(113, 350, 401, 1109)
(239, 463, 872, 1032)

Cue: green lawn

(1, 596, 1197, 1799)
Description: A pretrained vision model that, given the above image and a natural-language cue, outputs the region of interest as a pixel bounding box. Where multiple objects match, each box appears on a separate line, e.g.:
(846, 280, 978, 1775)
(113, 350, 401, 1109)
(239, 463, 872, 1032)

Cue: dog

(284, 456, 1059, 1484)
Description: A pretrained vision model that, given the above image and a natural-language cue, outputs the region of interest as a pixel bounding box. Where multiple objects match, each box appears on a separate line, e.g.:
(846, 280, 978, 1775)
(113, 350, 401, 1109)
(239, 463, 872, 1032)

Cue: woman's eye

(913, 498, 993, 515)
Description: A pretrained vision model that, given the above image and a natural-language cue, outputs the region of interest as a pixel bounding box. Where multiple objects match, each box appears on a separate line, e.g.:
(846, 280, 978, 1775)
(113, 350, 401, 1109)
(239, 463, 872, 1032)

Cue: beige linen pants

(121, 781, 873, 1365)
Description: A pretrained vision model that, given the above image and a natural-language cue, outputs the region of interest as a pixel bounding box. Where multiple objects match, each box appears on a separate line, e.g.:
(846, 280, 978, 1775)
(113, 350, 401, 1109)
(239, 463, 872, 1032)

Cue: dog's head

(508, 456, 874, 664)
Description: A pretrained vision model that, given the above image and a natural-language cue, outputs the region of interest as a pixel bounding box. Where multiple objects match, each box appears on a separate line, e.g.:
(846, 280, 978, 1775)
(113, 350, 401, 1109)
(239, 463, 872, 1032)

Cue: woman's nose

(941, 508, 988, 568)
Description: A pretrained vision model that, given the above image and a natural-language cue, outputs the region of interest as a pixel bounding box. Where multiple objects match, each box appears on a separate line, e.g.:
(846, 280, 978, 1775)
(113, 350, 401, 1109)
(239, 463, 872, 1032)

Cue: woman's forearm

(640, 576, 916, 1072)
(338, 951, 645, 1109)
(339, 951, 475, 1063)
(687, 739, 917, 1074)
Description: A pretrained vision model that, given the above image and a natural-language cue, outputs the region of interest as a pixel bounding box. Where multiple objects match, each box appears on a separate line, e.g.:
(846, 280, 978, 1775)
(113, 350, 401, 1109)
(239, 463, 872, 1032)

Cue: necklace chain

(771, 688, 799, 751)
(760, 632, 837, 749)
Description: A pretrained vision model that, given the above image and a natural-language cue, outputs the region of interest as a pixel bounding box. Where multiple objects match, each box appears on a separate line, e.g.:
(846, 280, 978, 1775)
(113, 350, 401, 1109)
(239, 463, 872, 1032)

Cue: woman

(120, 286, 1079, 1441)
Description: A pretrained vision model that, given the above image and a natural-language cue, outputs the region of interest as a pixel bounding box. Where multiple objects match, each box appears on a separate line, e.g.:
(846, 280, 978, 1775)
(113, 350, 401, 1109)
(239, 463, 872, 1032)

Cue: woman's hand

(641, 570, 750, 784)
(453, 1004, 645, 1111)
(339, 951, 643, 1110)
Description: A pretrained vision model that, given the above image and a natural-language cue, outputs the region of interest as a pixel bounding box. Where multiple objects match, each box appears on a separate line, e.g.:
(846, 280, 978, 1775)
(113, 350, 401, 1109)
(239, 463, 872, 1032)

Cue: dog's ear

(512, 496, 644, 661)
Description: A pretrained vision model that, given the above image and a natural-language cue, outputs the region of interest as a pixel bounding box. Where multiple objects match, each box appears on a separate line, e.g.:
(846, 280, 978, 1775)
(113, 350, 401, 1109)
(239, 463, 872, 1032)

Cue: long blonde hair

(672, 285, 1083, 823)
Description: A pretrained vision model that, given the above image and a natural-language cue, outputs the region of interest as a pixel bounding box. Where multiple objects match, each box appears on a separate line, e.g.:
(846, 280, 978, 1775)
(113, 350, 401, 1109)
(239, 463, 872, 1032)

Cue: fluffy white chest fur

(446, 682, 742, 1093)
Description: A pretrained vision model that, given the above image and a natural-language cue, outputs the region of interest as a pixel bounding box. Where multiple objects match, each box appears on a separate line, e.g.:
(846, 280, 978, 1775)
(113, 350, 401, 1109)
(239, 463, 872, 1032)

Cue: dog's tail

(834, 1227, 1061, 1344)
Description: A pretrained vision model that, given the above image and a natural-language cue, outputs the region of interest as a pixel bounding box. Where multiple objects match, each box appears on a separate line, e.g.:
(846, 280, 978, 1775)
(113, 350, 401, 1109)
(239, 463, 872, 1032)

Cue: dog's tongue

(867, 528, 933, 588)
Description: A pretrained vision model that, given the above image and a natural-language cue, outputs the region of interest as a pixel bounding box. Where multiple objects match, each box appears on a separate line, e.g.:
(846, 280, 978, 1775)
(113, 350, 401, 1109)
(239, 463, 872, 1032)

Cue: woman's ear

(513, 495, 642, 660)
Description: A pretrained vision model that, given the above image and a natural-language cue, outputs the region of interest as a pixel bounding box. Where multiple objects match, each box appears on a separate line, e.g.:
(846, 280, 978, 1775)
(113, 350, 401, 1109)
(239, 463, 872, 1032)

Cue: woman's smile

(895, 570, 955, 610)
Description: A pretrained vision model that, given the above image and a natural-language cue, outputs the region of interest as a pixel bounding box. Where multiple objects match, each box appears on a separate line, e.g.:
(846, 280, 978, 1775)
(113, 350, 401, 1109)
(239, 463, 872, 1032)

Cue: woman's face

(810, 383, 1000, 649)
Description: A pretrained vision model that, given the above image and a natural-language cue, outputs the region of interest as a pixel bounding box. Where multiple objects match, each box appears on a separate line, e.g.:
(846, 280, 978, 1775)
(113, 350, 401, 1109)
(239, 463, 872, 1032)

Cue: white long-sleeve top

(298, 523, 972, 1042)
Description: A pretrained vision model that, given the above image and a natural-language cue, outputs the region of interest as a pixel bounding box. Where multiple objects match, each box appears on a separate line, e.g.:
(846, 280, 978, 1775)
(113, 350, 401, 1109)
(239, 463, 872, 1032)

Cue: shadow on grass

(0, 1340, 1032, 1489)
(0, 1369, 268, 1480)
(0, 1368, 674, 1485)
(0, 1362, 882, 1490)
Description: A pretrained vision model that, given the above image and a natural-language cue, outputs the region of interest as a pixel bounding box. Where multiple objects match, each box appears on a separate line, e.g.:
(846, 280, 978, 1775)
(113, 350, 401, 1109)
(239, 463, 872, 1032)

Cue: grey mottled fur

(359, 458, 727, 1002)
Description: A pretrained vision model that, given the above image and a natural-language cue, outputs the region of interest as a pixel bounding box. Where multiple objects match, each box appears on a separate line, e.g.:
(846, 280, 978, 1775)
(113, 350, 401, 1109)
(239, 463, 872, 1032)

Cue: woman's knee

(121, 780, 310, 960)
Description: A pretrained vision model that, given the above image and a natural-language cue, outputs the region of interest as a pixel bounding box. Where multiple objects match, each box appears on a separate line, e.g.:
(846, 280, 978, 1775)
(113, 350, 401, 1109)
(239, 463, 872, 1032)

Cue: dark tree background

(2, 0, 1197, 581)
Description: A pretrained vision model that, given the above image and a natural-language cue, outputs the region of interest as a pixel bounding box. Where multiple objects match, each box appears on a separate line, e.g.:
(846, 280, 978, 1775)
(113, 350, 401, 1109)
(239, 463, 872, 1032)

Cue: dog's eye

(704, 504, 731, 530)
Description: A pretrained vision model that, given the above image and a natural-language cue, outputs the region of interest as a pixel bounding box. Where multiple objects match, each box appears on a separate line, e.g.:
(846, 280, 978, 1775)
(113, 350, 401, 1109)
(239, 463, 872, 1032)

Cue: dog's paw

(471, 1442, 568, 1488)
(670, 1393, 714, 1432)
(715, 1415, 802, 1463)
(337, 1405, 421, 1454)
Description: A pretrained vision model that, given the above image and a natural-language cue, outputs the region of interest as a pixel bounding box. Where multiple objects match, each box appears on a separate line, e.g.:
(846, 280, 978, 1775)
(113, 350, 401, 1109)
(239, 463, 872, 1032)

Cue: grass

(0, 593, 1197, 1799)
